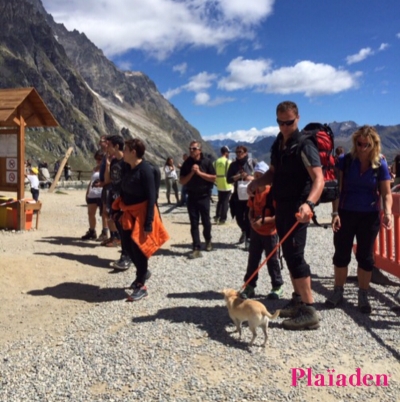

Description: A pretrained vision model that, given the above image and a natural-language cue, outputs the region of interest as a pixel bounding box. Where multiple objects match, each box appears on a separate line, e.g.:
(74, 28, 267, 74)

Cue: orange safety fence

(354, 193, 400, 279)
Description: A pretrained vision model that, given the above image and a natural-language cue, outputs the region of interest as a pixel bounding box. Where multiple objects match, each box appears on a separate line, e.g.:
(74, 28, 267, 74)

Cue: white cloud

(378, 43, 389, 51)
(173, 63, 188, 75)
(163, 87, 183, 100)
(218, 58, 360, 96)
(397, 33, 400, 38)
(218, 57, 273, 90)
(42, 0, 275, 58)
(346, 47, 374, 64)
(194, 92, 210, 105)
(164, 72, 217, 100)
(206, 126, 278, 142)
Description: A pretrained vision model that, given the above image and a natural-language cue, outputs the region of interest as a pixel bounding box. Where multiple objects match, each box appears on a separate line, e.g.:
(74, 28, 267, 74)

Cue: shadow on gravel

(132, 305, 253, 350)
(167, 290, 222, 300)
(37, 236, 100, 248)
(28, 282, 127, 302)
(152, 248, 188, 257)
(311, 273, 400, 361)
(170, 242, 238, 250)
(35, 251, 114, 269)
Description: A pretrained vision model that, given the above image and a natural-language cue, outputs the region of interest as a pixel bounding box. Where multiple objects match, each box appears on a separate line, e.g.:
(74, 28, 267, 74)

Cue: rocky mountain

(207, 121, 400, 164)
(0, 0, 214, 170)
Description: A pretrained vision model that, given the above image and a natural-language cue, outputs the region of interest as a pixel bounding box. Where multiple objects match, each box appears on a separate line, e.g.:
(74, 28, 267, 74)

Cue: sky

(42, 0, 400, 142)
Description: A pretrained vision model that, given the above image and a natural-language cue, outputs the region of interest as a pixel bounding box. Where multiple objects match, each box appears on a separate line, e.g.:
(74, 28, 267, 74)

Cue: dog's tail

(264, 309, 280, 320)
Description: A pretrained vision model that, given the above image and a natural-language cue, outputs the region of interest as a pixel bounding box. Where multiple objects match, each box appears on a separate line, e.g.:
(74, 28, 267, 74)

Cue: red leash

(240, 213, 311, 292)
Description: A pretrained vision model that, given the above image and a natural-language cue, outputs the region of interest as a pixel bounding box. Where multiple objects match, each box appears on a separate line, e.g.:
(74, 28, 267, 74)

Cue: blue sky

(43, 0, 400, 141)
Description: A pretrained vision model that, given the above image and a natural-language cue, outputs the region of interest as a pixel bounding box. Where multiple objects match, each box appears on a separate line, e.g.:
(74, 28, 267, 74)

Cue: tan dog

(220, 288, 280, 347)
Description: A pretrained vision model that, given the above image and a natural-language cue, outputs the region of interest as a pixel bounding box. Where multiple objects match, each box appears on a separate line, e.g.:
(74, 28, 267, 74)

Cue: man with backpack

(248, 101, 324, 331)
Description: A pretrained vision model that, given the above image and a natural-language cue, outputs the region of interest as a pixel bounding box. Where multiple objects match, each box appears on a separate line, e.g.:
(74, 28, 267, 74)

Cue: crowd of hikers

(77, 100, 396, 330)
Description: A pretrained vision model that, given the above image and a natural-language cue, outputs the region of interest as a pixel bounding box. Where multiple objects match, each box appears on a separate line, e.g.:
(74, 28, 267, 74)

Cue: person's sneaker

(282, 304, 320, 330)
(240, 285, 255, 299)
(127, 283, 148, 301)
(96, 232, 109, 242)
(130, 270, 152, 289)
(188, 249, 202, 259)
(101, 237, 114, 246)
(279, 292, 302, 318)
(325, 286, 344, 308)
(244, 238, 250, 251)
(81, 229, 97, 240)
(105, 237, 121, 247)
(112, 256, 131, 271)
(268, 286, 284, 300)
(205, 241, 213, 251)
(238, 231, 246, 244)
(358, 289, 372, 314)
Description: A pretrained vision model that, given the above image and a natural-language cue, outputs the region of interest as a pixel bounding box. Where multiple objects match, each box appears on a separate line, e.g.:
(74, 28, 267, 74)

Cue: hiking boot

(268, 286, 284, 300)
(101, 237, 114, 246)
(96, 232, 109, 242)
(279, 293, 302, 318)
(188, 249, 202, 259)
(282, 304, 320, 331)
(358, 289, 372, 314)
(244, 238, 250, 251)
(105, 237, 121, 247)
(238, 231, 246, 244)
(325, 286, 344, 308)
(240, 285, 255, 299)
(112, 256, 131, 271)
(213, 216, 219, 223)
(205, 241, 213, 251)
(81, 229, 97, 240)
(127, 283, 148, 301)
(218, 220, 226, 225)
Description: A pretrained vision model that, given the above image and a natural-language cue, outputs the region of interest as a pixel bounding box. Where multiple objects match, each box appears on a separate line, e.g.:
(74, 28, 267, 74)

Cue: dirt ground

(0, 189, 177, 346)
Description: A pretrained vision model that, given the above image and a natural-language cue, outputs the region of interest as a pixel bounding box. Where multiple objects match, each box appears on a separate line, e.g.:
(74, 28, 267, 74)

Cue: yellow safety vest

(213, 157, 233, 191)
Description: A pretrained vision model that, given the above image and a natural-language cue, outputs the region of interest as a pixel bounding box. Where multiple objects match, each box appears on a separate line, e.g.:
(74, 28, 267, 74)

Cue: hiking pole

(239, 213, 312, 292)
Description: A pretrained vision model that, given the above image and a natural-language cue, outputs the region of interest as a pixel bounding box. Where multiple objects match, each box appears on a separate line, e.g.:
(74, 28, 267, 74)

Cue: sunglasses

(276, 118, 296, 127)
(189, 147, 200, 151)
(357, 141, 371, 148)
(236, 151, 244, 154)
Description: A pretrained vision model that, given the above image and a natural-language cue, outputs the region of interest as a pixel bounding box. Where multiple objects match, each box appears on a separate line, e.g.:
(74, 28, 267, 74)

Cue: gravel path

(1, 196, 399, 401)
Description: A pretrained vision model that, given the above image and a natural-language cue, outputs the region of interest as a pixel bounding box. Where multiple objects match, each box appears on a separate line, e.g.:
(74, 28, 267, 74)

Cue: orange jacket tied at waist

(112, 198, 169, 258)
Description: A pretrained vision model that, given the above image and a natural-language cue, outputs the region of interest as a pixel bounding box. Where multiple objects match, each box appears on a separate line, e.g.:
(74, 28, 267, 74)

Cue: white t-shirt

(87, 171, 102, 199)
(164, 165, 177, 180)
(27, 175, 39, 190)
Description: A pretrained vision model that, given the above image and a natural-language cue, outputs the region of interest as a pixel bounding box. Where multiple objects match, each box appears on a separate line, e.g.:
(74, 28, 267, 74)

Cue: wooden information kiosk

(0, 88, 58, 230)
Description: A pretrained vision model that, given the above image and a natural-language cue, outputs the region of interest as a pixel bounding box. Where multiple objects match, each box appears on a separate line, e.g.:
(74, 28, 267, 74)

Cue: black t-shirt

(180, 154, 215, 195)
(110, 157, 126, 195)
(120, 161, 156, 232)
(270, 129, 320, 204)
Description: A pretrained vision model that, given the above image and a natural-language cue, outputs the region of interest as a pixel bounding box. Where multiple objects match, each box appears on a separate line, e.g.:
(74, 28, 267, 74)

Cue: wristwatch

(305, 200, 315, 212)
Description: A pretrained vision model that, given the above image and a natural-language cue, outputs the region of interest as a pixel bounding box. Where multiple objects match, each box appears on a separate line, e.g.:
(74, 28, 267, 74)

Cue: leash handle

(239, 211, 312, 292)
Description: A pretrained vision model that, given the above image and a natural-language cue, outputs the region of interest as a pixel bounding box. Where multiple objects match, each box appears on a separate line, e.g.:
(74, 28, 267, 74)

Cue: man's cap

(254, 161, 269, 174)
(31, 167, 39, 174)
(220, 146, 230, 154)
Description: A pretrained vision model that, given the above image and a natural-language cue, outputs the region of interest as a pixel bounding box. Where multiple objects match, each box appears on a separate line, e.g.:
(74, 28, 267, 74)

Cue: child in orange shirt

(240, 161, 284, 299)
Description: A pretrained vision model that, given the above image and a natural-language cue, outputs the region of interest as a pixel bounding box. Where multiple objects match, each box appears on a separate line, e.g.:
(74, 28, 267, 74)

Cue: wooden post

(17, 112, 26, 202)
(48, 147, 74, 193)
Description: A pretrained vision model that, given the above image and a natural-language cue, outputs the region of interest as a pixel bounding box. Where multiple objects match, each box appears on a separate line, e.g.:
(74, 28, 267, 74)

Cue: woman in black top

(119, 138, 156, 301)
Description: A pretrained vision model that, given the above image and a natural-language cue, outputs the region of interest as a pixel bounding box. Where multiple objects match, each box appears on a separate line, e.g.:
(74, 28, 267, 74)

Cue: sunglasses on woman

(356, 141, 371, 148)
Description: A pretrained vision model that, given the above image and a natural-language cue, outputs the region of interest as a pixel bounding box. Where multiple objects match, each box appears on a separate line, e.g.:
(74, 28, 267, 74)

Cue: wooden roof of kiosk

(0, 87, 58, 230)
